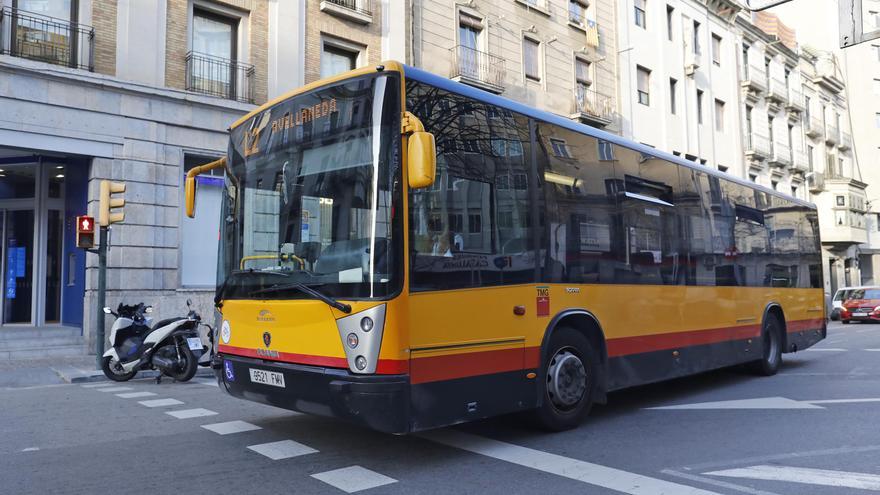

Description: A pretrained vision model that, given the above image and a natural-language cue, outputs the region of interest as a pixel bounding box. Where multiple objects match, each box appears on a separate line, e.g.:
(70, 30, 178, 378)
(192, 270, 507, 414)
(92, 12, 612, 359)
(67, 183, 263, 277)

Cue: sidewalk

(0, 355, 213, 388)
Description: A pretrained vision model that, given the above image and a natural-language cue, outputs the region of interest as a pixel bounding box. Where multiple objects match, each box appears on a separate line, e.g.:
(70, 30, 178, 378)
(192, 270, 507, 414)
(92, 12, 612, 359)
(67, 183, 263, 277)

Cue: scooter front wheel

(101, 356, 137, 382)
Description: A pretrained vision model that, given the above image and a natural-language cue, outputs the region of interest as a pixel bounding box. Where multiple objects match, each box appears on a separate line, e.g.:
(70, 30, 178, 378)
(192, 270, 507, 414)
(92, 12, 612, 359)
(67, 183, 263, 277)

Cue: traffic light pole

(95, 225, 108, 370)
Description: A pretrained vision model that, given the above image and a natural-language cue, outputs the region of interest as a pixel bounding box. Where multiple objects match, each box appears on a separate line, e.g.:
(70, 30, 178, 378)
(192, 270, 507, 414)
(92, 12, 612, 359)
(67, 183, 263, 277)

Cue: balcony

(185, 51, 255, 104)
(767, 77, 788, 105)
(838, 131, 852, 151)
(792, 148, 809, 172)
(785, 87, 805, 113)
(571, 87, 613, 128)
(319, 0, 373, 24)
(449, 45, 505, 94)
(804, 114, 822, 138)
(0, 6, 94, 71)
(744, 132, 771, 160)
(768, 142, 792, 168)
(740, 62, 767, 96)
(825, 123, 839, 145)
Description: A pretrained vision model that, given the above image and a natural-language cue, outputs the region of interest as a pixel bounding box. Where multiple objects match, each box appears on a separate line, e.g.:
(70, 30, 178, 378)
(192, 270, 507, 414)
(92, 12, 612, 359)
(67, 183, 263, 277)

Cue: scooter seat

(152, 317, 187, 331)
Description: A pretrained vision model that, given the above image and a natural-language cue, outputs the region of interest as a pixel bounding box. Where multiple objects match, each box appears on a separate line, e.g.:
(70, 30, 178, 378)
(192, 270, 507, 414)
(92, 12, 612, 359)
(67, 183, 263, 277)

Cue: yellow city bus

(186, 61, 826, 434)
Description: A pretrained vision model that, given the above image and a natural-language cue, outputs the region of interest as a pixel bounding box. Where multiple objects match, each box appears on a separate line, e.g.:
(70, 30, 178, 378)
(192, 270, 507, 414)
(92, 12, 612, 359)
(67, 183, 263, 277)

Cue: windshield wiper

(249, 283, 352, 313)
(215, 269, 290, 308)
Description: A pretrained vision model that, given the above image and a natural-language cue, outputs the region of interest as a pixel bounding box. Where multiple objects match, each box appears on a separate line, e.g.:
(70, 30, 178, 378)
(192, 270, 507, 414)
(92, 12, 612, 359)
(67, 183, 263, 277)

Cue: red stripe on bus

(786, 318, 825, 332)
(606, 324, 762, 357)
(410, 347, 529, 385)
(218, 344, 408, 374)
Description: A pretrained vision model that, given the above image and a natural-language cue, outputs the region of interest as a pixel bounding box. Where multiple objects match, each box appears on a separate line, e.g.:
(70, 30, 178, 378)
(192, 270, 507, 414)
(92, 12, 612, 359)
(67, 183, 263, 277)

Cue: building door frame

(0, 158, 66, 327)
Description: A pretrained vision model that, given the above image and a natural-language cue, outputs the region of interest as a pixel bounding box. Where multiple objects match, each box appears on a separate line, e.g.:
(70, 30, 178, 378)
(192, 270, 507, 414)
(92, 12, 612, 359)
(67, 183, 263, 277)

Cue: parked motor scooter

(101, 299, 212, 382)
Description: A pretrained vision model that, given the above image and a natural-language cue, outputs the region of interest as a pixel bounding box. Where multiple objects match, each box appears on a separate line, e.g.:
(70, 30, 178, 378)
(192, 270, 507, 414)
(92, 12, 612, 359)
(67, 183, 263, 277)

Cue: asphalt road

(2, 321, 879, 495)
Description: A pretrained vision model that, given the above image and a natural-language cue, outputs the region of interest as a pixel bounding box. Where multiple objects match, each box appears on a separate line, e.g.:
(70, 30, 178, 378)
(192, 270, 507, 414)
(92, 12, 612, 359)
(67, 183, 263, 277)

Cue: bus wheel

(533, 326, 596, 431)
(750, 315, 783, 376)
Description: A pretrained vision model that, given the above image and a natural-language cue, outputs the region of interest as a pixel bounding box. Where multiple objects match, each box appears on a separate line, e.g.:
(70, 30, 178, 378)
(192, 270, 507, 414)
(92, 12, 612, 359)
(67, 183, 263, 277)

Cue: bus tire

(750, 315, 783, 376)
(842, 320, 850, 324)
(532, 326, 597, 431)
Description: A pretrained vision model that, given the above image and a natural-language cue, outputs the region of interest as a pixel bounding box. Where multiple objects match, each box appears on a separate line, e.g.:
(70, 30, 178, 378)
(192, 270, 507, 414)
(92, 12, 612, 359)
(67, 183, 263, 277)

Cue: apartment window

(696, 89, 704, 124)
(718, 165, 728, 173)
(693, 20, 701, 54)
(870, 11, 880, 28)
(321, 43, 358, 78)
(575, 57, 592, 103)
(523, 37, 541, 81)
(768, 117, 774, 153)
(745, 105, 753, 139)
(569, 0, 587, 25)
(805, 95, 811, 121)
(714, 99, 724, 131)
(190, 9, 242, 99)
(807, 144, 814, 171)
(874, 45, 880, 62)
(787, 124, 794, 162)
(791, 186, 798, 197)
(876, 112, 880, 128)
(669, 78, 677, 114)
(771, 180, 779, 191)
(666, 5, 674, 40)
(459, 13, 483, 50)
(193, 9, 237, 61)
(749, 173, 758, 182)
(550, 138, 571, 158)
(711, 34, 722, 65)
(839, 158, 845, 177)
(874, 79, 880, 96)
(634, 0, 647, 28)
(837, 195, 846, 206)
(742, 43, 750, 75)
(784, 67, 791, 89)
(637, 65, 651, 105)
(826, 153, 835, 176)
(764, 56, 771, 79)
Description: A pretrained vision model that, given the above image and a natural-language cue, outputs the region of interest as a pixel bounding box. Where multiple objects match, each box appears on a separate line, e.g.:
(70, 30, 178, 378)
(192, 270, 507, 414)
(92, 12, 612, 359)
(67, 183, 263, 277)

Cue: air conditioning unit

(807, 172, 825, 192)
(685, 52, 700, 76)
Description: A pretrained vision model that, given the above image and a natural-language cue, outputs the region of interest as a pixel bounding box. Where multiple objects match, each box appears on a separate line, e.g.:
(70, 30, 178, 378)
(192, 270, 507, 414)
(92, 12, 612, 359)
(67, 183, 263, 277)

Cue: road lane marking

(247, 440, 318, 460)
(420, 430, 721, 495)
(646, 397, 824, 410)
(138, 398, 184, 408)
(804, 348, 847, 352)
(311, 466, 397, 493)
(201, 420, 261, 435)
(705, 465, 880, 491)
(662, 470, 782, 495)
(81, 383, 114, 388)
(805, 398, 880, 404)
(97, 386, 133, 393)
(166, 408, 218, 419)
(680, 444, 880, 472)
(865, 349, 880, 351)
(115, 392, 156, 399)
(20, 447, 40, 453)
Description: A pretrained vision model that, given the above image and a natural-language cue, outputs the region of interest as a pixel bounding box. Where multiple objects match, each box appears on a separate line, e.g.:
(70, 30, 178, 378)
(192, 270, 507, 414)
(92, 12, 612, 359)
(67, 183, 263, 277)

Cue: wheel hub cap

(547, 350, 587, 409)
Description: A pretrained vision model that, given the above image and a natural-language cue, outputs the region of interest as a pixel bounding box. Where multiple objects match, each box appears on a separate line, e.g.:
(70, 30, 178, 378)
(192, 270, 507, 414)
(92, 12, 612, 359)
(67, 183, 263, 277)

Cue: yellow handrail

(239, 254, 305, 270)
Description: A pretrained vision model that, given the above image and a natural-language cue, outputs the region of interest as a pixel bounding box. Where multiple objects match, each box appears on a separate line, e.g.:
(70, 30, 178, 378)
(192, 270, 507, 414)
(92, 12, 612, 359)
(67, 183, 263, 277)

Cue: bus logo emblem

(257, 310, 275, 322)
(263, 331, 272, 348)
(536, 286, 550, 317)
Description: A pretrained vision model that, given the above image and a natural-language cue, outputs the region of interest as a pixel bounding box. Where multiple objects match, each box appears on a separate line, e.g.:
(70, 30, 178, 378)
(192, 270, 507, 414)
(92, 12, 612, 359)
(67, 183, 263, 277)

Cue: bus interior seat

(313, 239, 389, 277)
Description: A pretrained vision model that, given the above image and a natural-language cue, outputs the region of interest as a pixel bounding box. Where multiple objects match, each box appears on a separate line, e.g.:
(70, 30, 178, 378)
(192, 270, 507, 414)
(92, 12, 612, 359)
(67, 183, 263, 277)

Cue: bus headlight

(335, 304, 386, 374)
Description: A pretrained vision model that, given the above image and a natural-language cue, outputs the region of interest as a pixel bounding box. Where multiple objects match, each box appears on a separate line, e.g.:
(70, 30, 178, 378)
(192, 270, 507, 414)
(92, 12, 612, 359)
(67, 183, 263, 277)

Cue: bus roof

(402, 64, 817, 210)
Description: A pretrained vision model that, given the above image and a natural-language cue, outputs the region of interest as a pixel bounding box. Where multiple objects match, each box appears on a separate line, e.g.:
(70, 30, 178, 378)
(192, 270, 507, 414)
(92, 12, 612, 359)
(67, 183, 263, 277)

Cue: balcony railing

(805, 114, 822, 137)
(572, 87, 613, 126)
(792, 148, 809, 172)
(767, 77, 788, 103)
(449, 45, 505, 93)
(319, 0, 373, 23)
(769, 142, 792, 167)
(0, 6, 94, 71)
(516, 0, 551, 13)
(839, 131, 852, 151)
(744, 132, 771, 159)
(740, 62, 767, 92)
(786, 87, 805, 112)
(186, 51, 255, 104)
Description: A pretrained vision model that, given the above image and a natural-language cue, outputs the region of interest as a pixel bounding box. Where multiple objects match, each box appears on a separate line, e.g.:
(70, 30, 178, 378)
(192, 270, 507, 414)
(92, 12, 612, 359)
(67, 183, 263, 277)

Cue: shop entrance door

(1, 209, 36, 324)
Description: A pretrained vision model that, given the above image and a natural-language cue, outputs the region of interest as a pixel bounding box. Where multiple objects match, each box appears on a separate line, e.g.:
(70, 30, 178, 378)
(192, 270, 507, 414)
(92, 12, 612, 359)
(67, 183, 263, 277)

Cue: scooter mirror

(102, 307, 112, 314)
(145, 306, 153, 313)
(186, 298, 193, 308)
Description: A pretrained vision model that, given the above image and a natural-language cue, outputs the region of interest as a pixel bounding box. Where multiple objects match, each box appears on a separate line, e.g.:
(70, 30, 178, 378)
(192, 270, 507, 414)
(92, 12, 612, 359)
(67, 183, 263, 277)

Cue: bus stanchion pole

(95, 225, 108, 370)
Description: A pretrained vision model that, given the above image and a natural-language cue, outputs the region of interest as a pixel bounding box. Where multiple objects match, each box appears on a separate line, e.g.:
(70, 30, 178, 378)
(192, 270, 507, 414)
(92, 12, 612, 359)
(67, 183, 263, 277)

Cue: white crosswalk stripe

(311, 466, 397, 493)
(705, 465, 880, 491)
(201, 420, 261, 435)
(115, 391, 156, 399)
(165, 408, 217, 419)
(804, 348, 847, 352)
(80, 383, 114, 388)
(247, 440, 318, 460)
(138, 398, 184, 408)
(97, 386, 133, 393)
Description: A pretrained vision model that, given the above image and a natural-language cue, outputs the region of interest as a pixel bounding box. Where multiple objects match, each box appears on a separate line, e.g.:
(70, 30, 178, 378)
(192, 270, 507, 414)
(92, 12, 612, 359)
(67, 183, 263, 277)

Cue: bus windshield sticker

(536, 286, 550, 317)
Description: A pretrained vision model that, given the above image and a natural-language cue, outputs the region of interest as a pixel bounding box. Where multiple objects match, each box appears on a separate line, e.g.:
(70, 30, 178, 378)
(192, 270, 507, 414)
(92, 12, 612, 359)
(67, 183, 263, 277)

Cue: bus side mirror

(407, 131, 436, 189)
(185, 175, 197, 218)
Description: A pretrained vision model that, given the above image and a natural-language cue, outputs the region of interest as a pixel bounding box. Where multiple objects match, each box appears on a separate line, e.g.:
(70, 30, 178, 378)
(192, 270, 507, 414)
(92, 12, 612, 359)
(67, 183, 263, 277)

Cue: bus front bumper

(214, 353, 410, 434)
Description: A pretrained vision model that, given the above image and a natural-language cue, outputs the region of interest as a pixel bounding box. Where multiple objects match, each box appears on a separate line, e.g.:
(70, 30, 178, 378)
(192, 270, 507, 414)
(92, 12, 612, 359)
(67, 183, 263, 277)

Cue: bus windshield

(219, 74, 401, 300)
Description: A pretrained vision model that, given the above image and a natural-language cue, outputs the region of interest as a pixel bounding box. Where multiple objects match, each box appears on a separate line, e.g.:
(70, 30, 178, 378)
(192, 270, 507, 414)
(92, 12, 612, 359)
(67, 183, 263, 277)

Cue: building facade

(0, 0, 400, 355)
(617, 0, 743, 172)
(399, 0, 618, 131)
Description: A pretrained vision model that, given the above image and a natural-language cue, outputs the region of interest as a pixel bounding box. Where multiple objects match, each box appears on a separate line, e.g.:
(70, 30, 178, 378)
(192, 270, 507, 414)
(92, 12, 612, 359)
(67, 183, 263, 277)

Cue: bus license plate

(249, 368, 286, 388)
(853, 312, 868, 317)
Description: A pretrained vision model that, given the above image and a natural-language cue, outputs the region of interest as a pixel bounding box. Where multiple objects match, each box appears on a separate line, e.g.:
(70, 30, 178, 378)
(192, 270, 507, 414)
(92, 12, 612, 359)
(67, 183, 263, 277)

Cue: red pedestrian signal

(76, 215, 95, 248)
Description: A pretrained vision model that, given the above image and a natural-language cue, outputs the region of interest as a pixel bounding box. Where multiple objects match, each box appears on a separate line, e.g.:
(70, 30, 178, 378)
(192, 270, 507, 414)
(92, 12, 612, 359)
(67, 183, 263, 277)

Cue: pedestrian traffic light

(75, 215, 95, 248)
(99, 180, 125, 226)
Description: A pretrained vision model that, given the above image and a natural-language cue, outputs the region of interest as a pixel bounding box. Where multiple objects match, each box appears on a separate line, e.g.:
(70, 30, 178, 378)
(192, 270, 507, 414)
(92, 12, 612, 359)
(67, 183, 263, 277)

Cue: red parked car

(840, 287, 880, 323)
